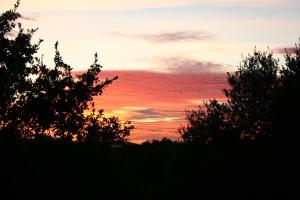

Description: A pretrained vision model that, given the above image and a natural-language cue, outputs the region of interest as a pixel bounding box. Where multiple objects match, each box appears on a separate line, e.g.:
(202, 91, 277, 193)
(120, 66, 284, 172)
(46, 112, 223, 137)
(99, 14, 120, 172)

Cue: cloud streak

(140, 31, 213, 43)
(153, 57, 225, 73)
(128, 107, 182, 123)
(273, 47, 297, 55)
(111, 31, 213, 43)
(130, 108, 162, 120)
(20, 15, 36, 21)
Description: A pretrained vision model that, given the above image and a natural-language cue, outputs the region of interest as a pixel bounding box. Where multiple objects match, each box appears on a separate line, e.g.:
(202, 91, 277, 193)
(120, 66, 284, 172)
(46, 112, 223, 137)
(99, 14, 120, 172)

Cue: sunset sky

(1, 0, 299, 142)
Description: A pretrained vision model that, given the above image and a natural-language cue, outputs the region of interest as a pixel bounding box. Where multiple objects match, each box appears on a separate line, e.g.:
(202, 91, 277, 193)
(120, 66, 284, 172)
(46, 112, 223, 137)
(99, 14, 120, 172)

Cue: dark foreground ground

(0, 141, 299, 199)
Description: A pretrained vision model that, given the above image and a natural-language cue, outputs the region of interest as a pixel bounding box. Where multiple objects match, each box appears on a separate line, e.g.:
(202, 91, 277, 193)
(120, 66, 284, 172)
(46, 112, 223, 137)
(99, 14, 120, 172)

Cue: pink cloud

(94, 70, 228, 143)
(273, 47, 297, 55)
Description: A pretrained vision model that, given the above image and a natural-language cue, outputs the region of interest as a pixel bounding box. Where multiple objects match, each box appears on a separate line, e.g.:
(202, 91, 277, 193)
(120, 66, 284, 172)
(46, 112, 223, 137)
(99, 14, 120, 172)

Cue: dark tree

(223, 49, 279, 141)
(78, 103, 133, 144)
(179, 44, 300, 144)
(272, 42, 300, 142)
(0, 1, 41, 140)
(178, 99, 232, 144)
(0, 1, 133, 143)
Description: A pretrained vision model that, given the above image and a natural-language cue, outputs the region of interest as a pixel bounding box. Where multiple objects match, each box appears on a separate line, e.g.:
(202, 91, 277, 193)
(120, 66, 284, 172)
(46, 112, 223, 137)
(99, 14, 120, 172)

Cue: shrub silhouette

(180, 43, 300, 144)
(78, 103, 133, 144)
(178, 99, 233, 144)
(0, 1, 133, 144)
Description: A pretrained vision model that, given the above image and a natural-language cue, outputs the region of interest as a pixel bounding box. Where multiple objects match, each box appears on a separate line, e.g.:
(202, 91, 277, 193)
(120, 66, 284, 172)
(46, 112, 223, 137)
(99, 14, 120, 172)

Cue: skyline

(1, 0, 299, 142)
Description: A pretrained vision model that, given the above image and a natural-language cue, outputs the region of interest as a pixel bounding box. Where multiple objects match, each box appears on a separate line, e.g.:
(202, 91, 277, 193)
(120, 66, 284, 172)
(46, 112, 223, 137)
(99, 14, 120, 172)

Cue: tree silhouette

(179, 44, 300, 144)
(78, 102, 133, 144)
(0, 1, 40, 140)
(223, 49, 279, 141)
(0, 1, 133, 143)
(178, 99, 233, 144)
(272, 42, 300, 142)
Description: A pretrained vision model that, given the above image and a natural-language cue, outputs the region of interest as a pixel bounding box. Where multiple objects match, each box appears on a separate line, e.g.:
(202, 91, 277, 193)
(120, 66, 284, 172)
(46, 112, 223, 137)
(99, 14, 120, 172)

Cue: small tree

(223, 49, 279, 141)
(78, 103, 133, 144)
(178, 100, 232, 144)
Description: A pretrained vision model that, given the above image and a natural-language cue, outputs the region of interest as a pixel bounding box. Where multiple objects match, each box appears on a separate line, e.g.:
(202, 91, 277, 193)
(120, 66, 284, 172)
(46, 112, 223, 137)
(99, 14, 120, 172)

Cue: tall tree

(0, 1, 41, 139)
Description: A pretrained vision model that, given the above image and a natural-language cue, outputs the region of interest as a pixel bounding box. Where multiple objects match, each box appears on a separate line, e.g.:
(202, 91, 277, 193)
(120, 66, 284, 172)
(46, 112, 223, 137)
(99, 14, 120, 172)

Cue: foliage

(178, 100, 232, 144)
(0, 1, 133, 144)
(78, 103, 133, 144)
(272, 43, 300, 142)
(0, 1, 40, 139)
(223, 49, 279, 141)
(180, 43, 300, 144)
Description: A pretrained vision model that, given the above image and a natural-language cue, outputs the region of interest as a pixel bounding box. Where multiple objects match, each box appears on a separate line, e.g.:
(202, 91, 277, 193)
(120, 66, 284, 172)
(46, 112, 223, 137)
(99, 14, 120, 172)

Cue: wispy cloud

(122, 107, 181, 123)
(273, 47, 297, 55)
(122, 106, 149, 111)
(140, 31, 213, 43)
(110, 31, 213, 43)
(153, 57, 224, 73)
(20, 15, 36, 21)
(103, 106, 183, 126)
(130, 108, 162, 119)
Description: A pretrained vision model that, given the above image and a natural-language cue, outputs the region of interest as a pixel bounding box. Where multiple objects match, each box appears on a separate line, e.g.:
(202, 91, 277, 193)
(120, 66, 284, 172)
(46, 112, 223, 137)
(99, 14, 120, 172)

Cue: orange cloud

(94, 70, 227, 143)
